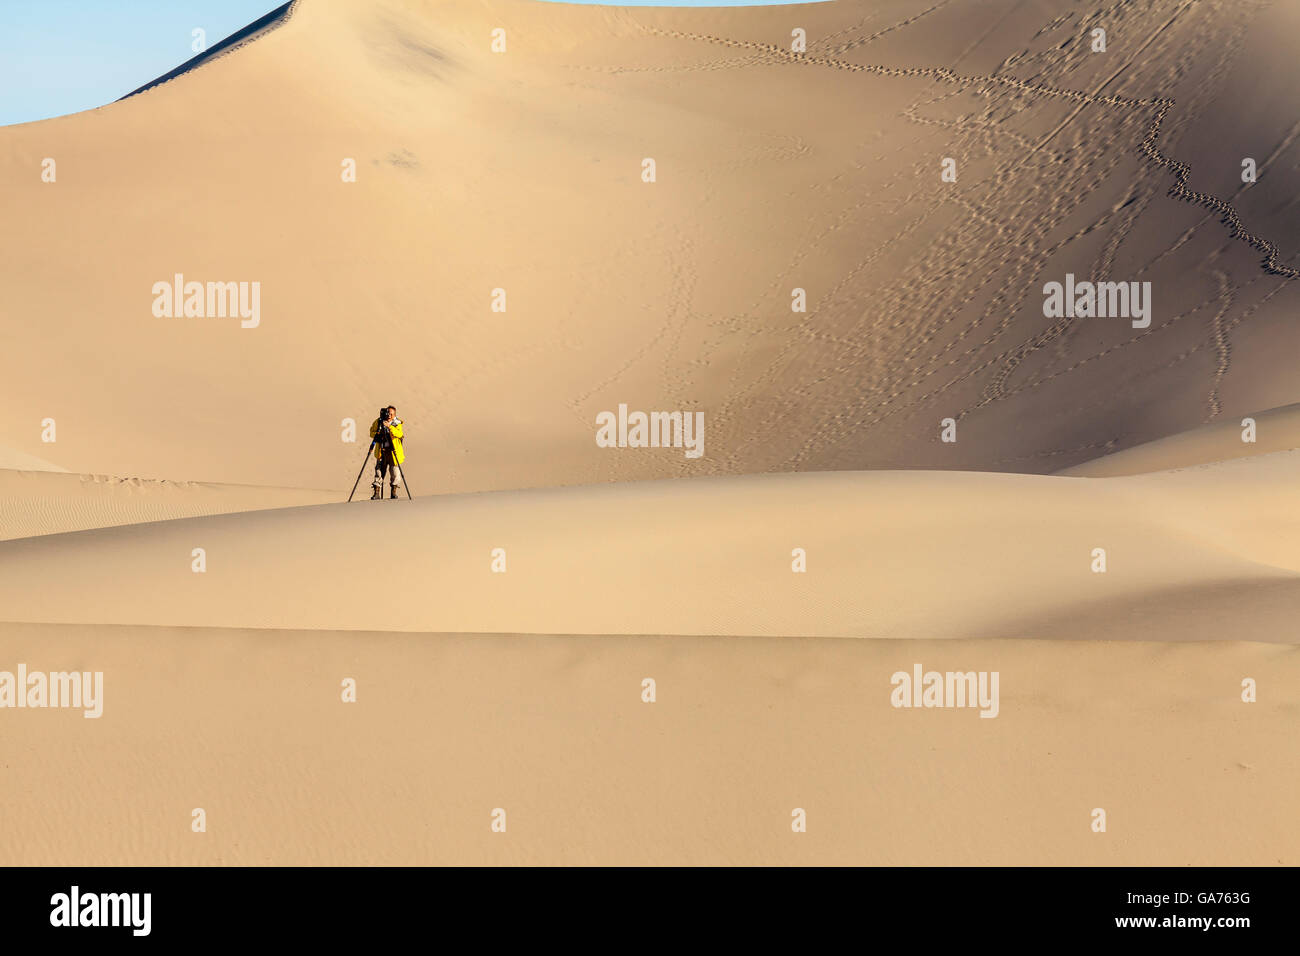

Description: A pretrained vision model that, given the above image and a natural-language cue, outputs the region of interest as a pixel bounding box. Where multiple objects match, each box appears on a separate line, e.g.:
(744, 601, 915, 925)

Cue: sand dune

(3, 620, 1295, 866)
(1060, 401, 1300, 477)
(4, 0, 1299, 867)
(1, 449, 1297, 640)
(0, 445, 68, 474)
(0, 468, 337, 540)
(4, 0, 1300, 488)
(3, 415, 1297, 865)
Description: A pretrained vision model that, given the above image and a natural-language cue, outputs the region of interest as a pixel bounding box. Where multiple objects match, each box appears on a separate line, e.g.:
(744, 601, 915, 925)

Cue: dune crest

(1, 451, 1296, 640)
(1060, 402, 1300, 477)
(0, 468, 338, 541)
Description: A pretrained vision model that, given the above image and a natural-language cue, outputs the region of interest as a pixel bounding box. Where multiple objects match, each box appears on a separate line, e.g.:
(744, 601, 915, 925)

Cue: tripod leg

(347, 439, 378, 502)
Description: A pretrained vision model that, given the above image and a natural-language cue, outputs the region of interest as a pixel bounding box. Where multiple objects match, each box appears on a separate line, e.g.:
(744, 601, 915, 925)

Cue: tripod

(347, 434, 413, 501)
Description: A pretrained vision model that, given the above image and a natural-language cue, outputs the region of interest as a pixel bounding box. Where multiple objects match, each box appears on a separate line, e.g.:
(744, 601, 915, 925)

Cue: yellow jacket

(370, 418, 405, 464)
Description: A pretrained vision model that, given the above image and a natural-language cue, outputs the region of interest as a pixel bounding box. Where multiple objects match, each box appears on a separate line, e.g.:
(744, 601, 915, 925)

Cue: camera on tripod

(375, 407, 394, 447)
(346, 405, 411, 502)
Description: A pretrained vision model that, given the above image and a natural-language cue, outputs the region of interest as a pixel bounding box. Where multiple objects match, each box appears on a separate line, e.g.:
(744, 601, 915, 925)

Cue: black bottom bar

(0, 866, 1279, 942)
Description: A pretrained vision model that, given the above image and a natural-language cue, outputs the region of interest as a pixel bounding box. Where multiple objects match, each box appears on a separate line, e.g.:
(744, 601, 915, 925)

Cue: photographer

(369, 405, 405, 499)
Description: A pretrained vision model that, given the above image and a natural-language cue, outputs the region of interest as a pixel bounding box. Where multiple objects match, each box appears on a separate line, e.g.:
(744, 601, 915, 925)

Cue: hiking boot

(370, 488, 382, 500)
(390, 487, 400, 499)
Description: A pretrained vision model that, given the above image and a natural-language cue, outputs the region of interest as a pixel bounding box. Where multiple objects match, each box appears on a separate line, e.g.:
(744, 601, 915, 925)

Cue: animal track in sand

(626, 4, 1295, 473)
(637, 21, 1299, 280)
(551, 3, 1295, 473)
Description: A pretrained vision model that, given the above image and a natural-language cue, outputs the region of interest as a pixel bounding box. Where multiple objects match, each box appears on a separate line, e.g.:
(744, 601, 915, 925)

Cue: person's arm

(369, 419, 379, 440)
(390, 420, 403, 441)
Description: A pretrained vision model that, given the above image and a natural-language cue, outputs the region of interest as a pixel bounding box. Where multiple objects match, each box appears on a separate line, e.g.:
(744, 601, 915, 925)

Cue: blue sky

(0, 0, 830, 127)
(0, 1, 284, 126)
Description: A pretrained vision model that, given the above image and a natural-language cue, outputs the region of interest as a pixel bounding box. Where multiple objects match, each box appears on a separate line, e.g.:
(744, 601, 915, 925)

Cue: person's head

(386, 405, 397, 421)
